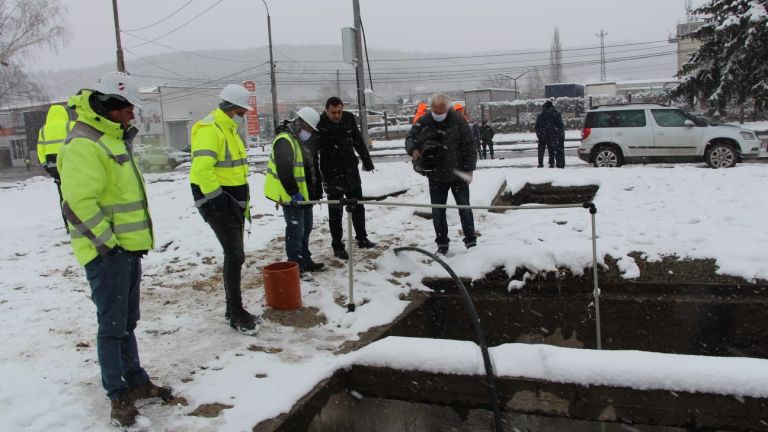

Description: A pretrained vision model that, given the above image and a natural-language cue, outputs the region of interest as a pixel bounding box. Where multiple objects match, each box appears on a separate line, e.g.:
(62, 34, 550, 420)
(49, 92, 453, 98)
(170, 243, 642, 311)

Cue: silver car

(578, 104, 760, 168)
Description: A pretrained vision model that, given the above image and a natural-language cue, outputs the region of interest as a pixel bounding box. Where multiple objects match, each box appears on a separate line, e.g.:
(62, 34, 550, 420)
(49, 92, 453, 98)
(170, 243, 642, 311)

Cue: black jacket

(273, 123, 322, 200)
(317, 111, 373, 193)
(405, 110, 477, 183)
(480, 124, 495, 143)
(535, 107, 565, 144)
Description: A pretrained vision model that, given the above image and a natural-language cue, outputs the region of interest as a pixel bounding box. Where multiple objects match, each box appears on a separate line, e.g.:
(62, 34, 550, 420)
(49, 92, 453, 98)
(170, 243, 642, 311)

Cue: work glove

(106, 246, 124, 257)
(362, 160, 375, 172)
(290, 193, 305, 206)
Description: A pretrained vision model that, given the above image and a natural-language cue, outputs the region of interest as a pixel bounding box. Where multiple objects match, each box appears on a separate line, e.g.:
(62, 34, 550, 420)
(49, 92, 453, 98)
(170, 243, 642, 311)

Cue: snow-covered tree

(672, 0, 768, 114)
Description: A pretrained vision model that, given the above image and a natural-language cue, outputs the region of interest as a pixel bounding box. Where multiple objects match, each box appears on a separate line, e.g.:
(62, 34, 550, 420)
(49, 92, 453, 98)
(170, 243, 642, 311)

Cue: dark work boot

(229, 308, 262, 335)
(110, 393, 139, 429)
(126, 381, 174, 402)
(333, 247, 349, 260)
(436, 245, 449, 256)
(304, 261, 325, 272)
(357, 238, 377, 249)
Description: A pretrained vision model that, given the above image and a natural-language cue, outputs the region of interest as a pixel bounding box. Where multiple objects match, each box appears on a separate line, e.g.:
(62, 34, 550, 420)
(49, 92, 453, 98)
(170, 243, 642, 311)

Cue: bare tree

(480, 74, 514, 89)
(0, 0, 70, 107)
(524, 68, 545, 98)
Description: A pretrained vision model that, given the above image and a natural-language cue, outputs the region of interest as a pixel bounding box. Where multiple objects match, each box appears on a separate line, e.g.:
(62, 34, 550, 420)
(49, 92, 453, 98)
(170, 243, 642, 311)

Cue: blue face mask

(299, 129, 312, 142)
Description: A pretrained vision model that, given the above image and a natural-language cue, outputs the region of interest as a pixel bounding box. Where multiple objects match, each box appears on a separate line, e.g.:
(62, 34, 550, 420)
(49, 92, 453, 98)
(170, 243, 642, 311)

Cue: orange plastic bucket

(263, 261, 302, 310)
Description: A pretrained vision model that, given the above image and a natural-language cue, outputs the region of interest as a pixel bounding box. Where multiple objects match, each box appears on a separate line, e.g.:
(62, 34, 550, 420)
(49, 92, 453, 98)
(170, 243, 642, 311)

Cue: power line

(277, 45, 680, 76)
(121, 31, 265, 64)
(124, 48, 190, 79)
(273, 39, 672, 64)
(126, 0, 224, 49)
(122, 0, 196, 32)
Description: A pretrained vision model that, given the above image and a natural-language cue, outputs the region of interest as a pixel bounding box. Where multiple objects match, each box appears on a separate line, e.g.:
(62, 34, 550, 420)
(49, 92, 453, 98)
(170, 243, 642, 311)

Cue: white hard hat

(94, 71, 142, 108)
(296, 107, 320, 131)
(219, 84, 253, 111)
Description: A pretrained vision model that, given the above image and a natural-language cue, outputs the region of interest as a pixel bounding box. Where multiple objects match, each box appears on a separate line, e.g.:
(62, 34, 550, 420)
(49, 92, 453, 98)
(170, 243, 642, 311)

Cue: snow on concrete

(353, 336, 768, 398)
(1, 145, 768, 430)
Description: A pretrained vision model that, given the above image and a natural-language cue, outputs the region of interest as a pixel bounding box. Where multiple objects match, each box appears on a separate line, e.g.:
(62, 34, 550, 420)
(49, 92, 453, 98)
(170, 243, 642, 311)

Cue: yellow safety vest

(263, 132, 308, 204)
(190, 109, 250, 213)
(58, 90, 154, 265)
(37, 104, 73, 167)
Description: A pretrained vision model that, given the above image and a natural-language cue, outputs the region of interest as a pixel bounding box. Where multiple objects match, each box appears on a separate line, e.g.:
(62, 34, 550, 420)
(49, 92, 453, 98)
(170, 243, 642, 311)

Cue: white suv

(578, 104, 761, 168)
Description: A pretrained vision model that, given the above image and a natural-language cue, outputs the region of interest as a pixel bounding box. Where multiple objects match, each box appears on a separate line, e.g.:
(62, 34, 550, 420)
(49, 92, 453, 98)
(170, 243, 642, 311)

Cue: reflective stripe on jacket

(37, 104, 73, 166)
(189, 109, 250, 213)
(57, 90, 154, 266)
(263, 132, 308, 204)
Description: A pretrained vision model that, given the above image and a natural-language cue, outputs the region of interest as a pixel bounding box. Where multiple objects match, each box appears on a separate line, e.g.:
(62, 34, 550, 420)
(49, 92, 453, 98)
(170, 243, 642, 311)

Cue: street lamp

(261, 0, 279, 132)
(500, 70, 531, 125)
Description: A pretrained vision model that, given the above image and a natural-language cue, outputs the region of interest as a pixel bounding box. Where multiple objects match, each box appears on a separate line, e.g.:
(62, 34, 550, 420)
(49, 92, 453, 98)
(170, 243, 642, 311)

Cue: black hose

(394, 246, 505, 432)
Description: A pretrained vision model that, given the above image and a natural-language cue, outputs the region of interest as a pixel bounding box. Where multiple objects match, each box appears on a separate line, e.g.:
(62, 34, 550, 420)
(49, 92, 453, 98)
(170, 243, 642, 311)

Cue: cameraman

(405, 93, 478, 255)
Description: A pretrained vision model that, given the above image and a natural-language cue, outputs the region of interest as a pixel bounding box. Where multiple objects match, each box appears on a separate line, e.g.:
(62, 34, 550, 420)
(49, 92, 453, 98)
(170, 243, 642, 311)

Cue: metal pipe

(299, 199, 584, 212)
(589, 205, 602, 350)
(347, 209, 355, 312)
(394, 246, 505, 432)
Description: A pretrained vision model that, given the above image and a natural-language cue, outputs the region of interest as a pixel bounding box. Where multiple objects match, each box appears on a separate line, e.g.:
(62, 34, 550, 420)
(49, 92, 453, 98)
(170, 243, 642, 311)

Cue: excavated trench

(253, 184, 768, 432)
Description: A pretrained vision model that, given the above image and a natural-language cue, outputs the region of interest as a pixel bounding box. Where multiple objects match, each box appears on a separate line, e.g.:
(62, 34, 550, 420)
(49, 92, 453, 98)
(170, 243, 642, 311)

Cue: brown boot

(126, 381, 174, 402)
(110, 394, 139, 428)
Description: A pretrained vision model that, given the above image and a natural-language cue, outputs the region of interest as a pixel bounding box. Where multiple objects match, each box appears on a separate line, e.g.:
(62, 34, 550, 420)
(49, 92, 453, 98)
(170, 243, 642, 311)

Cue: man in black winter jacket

(479, 120, 495, 159)
(317, 97, 376, 260)
(405, 93, 478, 255)
(535, 100, 566, 168)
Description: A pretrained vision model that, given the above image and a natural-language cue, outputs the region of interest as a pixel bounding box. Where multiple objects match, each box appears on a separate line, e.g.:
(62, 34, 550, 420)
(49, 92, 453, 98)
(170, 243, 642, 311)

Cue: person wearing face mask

(405, 93, 478, 255)
(190, 84, 260, 335)
(264, 107, 325, 280)
(58, 71, 174, 428)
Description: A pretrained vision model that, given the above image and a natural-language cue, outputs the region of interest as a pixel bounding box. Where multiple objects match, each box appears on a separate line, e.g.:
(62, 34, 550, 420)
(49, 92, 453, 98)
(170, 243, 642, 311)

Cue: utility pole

(352, 0, 370, 145)
(501, 70, 530, 125)
(262, 0, 279, 132)
(336, 69, 341, 97)
(596, 30, 607, 82)
(111, 0, 126, 72)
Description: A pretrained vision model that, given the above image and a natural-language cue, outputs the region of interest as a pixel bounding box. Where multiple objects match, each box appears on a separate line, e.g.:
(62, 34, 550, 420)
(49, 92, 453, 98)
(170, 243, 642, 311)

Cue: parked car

(162, 147, 191, 165)
(137, 147, 174, 170)
(578, 104, 761, 168)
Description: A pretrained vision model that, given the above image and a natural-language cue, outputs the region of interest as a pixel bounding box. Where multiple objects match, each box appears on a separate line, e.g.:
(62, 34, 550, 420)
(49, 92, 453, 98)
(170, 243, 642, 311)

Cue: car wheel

(593, 145, 622, 168)
(705, 143, 737, 168)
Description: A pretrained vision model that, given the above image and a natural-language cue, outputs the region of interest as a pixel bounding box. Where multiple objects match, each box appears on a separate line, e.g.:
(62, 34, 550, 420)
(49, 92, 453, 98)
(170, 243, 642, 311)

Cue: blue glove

(290, 193, 305, 206)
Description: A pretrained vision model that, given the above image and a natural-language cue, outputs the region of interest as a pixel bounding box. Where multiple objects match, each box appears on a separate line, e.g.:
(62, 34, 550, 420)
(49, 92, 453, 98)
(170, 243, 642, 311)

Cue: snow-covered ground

(2, 152, 768, 431)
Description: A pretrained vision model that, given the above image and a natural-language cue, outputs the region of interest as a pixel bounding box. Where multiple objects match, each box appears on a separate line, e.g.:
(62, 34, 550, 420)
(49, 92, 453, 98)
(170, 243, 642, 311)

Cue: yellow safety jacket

(190, 109, 250, 216)
(37, 104, 73, 168)
(263, 131, 308, 204)
(57, 90, 154, 265)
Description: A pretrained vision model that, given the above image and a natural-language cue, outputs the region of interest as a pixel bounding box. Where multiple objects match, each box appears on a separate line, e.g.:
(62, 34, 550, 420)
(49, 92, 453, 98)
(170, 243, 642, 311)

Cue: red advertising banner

(242, 80, 260, 139)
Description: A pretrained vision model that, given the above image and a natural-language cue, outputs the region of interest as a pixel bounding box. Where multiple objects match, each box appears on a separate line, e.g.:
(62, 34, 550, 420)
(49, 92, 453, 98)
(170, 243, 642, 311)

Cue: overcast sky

(29, 0, 704, 72)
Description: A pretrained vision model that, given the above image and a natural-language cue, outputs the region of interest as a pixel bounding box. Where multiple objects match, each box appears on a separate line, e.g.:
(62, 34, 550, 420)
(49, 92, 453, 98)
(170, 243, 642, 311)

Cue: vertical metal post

(262, 1, 279, 132)
(590, 209, 602, 350)
(111, 0, 126, 72)
(347, 209, 355, 312)
(383, 111, 389, 140)
(352, 0, 370, 147)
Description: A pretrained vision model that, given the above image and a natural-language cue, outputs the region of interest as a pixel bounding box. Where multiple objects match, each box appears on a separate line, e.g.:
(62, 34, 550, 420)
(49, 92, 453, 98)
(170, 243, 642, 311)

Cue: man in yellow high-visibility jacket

(264, 107, 325, 280)
(37, 103, 74, 231)
(190, 84, 259, 334)
(58, 72, 173, 428)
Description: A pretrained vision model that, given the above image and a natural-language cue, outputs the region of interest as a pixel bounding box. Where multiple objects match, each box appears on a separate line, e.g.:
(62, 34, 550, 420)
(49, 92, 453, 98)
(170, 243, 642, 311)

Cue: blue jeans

(428, 180, 476, 248)
(84, 252, 150, 400)
(283, 204, 313, 271)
